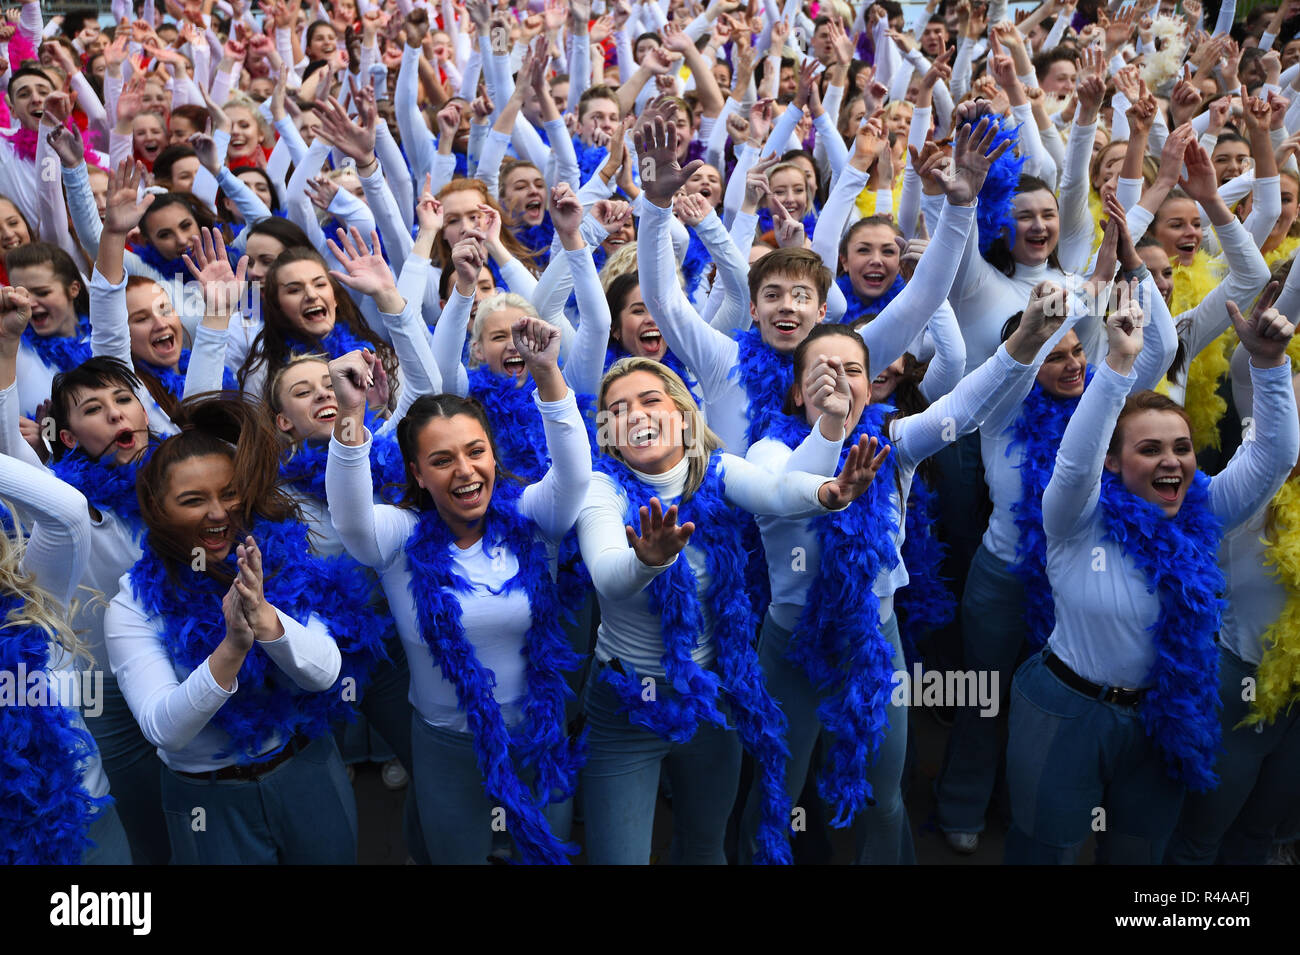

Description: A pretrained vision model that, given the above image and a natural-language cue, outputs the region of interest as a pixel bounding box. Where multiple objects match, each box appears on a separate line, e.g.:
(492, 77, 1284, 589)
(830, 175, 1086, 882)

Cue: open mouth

(503, 355, 526, 375)
(1058, 369, 1083, 387)
(1152, 475, 1182, 502)
(151, 331, 177, 354)
(773, 319, 800, 335)
(628, 425, 659, 447)
(199, 523, 231, 550)
(451, 481, 483, 506)
(638, 329, 662, 354)
(782, 201, 801, 216)
(313, 406, 338, 421)
(1176, 239, 1198, 254)
(524, 198, 543, 216)
(29, 310, 50, 329)
(1025, 234, 1050, 252)
(861, 269, 887, 288)
(697, 186, 714, 200)
(114, 428, 137, 450)
(301, 304, 330, 324)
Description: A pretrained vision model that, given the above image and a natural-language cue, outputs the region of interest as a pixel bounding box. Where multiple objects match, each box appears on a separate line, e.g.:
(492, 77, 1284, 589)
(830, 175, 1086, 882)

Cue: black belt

(1044, 652, 1145, 708)
(173, 733, 314, 782)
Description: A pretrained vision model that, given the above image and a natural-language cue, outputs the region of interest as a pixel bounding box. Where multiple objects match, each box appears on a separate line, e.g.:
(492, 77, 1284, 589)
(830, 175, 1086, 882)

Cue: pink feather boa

(1, 30, 101, 165)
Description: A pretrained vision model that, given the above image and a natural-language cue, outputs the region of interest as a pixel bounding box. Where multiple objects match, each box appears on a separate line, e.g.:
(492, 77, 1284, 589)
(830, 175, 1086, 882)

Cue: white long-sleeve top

(325, 389, 590, 731)
(105, 577, 342, 772)
(0, 452, 108, 801)
(577, 451, 833, 678)
(640, 198, 978, 453)
(750, 341, 1036, 630)
(979, 272, 1176, 563)
(1042, 358, 1298, 688)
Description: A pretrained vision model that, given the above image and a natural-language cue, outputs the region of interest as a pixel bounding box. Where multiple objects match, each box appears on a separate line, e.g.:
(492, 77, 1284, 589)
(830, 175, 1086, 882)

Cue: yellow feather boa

(1264, 234, 1300, 270)
(1243, 476, 1300, 726)
(1088, 190, 1105, 256)
(855, 172, 906, 221)
(1159, 253, 1230, 451)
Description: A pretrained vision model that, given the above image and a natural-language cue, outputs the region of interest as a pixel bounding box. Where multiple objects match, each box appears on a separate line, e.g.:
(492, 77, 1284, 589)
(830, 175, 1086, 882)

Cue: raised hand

(183, 227, 248, 317)
(550, 182, 585, 241)
(46, 123, 85, 169)
(415, 175, 444, 235)
(929, 114, 1012, 205)
(328, 348, 377, 416)
(104, 160, 155, 235)
(188, 132, 223, 175)
(233, 536, 279, 639)
(511, 315, 562, 371)
(304, 174, 341, 212)
(804, 354, 852, 429)
(0, 285, 32, 342)
(592, 198, 633, 235)
(1104, 297, 1145, 374)
(817, 434, 892, 509)
(316, 89, 378, 163)
(633, 98, 704, 208)
(1017, 280, 1069, 343)
(223, 581, 256, 653)
(451, 229, 487, 293)
(1177, 140, 1220, 206)
(625, 497, 694, 567)
(328, 227, 399, 299)
(770, 192, 806, 248)
(1230, 282, 1293, 368)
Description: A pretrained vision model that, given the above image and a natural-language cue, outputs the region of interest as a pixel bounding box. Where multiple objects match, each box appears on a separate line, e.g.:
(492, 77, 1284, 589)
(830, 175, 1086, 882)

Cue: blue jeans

(1166, 645, 1300, 864)
(935, 544, 1029, 834)
(1004, 653, 1185, 864)
(580, 666, 743, 864)
(160, 733, 358, 864)
(409, 712, 573, 864)
(738, 611, 913, 864)
(926, 432, 989, 674)
(82, 670, 170, 865)
(81, 803, 133, 865)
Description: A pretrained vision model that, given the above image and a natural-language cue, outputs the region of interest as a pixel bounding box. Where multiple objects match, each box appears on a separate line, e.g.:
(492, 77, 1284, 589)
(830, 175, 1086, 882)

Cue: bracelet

(357, 155, 380, 176)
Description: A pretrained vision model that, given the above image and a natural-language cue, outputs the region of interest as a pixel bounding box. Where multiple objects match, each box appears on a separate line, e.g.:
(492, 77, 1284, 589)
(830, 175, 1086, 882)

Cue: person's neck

(39, 313, 80, 339)
(630, 448, 688, 479)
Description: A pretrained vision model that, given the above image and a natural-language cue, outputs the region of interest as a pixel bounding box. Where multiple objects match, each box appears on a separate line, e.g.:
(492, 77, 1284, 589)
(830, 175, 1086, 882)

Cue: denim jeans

(738, 610, 913, 865)
(1004, 653, 1185, 864)
(926, 432, 989, 674)
(160, 733, 358, 864)
(81, 803, 133, 865)
(1166, 644, 1300, 864)
(81, 670, 170, 865)
(579, 665, 743, 865)
(409, 712, 573, 864)
(935, 543, 1030, 834)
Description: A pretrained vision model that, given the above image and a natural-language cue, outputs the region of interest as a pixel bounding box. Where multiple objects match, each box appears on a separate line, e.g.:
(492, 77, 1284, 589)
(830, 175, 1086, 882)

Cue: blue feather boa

(756, 208, 818, 241)
(283, 321, 376, 362)
(765, 405, 901, 826)
(970, 118, 1027, 257)
(1006, 369, 1096, 648)
(138, 348, 239, 400)
(835, 273, 905, 327)
(512, 212, 555, 269)
(49, 447, 149, 540)
(21, 319, 93, 377)
(681, 228, 712, 297)
(134, 242, 201, 281)
(279, 414, 405, 505)
(467, 367, 550, 483)
(127, 517, 388, 762)
(1096, 470, 1224, 791)
(592, 451, 793, 864)
(403, 481, 585, 864)
(729, 327, 795, 449)
(571, 136, 609, 184)
(895, 473, 955, 666)
(0, 588, 105, 864)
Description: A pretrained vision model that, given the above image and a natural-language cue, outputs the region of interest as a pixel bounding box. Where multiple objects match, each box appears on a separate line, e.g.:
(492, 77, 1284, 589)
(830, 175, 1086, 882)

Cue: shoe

(381, 758, 409, 791)
(944, 831, 979, 855)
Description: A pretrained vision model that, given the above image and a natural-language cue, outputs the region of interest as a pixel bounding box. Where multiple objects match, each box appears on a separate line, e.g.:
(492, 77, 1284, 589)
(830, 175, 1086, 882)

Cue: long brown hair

(394, 392, 521, 510)
(136, 394, 300, 587)
(238, 246, 398, 408)
(432, 179, 538, 273)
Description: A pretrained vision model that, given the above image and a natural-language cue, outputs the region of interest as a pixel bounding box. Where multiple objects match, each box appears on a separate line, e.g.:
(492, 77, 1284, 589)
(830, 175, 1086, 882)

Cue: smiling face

(88, 168, 109, 221)
(1212, 139, 1251, 185)
(307, 25, 339, 60)
(796, 334, 872, 433)
(1105, 409, 1196, 516)
(133, 113, 168, 165)
(601, 217, 635, 257)
(1095, 142, 1127, 197)
(226, 106, 262, 159)
(769, 167, 809, 222)
(1010, 189, 1061, 267)
(141, 80, 169, 118)
(1041, 59, 1077, 96)
(1154, 197, 1203, 266)
(244, 232, 286, 286)
(578, 96, 619, 145)
(841, 222, 901, 300)
(0, 198, 31, 252)
(7, 73, 53, 131)
(471, 306, 528, 379)
(870, 355, 906, 405)
(142, 201, 199, 261)
(502, 164, 546, 226)
(126, 281, 184, 368)
(611, 284, 666, 359)
(410, 413, 497, 542)
(1272, 175, 1300, 246)
(169, 113, 200, 145)
(58, 381, 151, 465)
(751, 271, 827, 354)
(439, 188, 487, 248)
(8, 263, 80, 338)
(160, 453, 241, 562)
(274, 359, 337, 442)
(167, 155, 201, 194)
(297, 109, 323, 144)
(602, 369, 689, 474)
(1036, 329, 1087, 398)
(1138, 244, 1174, 303)
(683, 164, 723, 206)
(275, 259, 337, 337)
